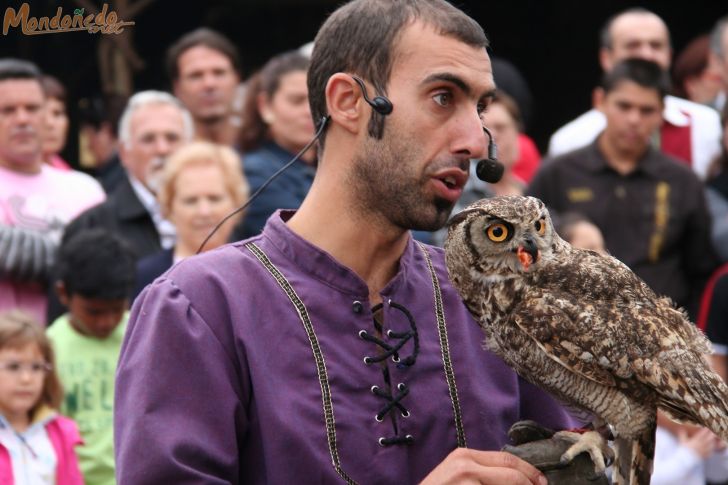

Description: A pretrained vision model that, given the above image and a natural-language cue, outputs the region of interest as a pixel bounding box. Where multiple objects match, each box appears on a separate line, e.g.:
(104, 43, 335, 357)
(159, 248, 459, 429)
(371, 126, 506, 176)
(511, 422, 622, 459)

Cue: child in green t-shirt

(47, 228, 136, 485)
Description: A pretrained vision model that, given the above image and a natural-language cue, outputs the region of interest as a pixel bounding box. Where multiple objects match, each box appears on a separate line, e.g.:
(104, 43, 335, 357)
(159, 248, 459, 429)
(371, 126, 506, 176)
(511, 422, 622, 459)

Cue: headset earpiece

(350, 75, 393, 116)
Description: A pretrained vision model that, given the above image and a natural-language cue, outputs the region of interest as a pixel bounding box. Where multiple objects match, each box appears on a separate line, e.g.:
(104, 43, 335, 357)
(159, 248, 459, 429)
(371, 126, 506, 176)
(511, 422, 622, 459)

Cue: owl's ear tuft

(447, 208, 480, 229)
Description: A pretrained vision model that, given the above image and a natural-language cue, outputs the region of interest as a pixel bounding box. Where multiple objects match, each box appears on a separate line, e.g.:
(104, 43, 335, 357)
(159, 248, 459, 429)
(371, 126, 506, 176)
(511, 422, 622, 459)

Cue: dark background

(2, 0, 726, 163)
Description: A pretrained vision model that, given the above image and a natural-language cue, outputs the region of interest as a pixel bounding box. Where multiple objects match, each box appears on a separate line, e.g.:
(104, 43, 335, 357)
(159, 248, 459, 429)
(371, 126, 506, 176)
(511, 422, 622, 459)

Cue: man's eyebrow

(421, 72, 496, 100)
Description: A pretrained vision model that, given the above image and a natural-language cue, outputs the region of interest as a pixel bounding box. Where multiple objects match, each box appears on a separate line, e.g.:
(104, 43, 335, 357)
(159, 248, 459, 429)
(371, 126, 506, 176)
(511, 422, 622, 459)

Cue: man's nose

(452, 110, 487, 160)
(202, 72, 219, 89)
(14, 107, 33, 124)
(153, 136, 173, 155)
(627, 109, 642, 124)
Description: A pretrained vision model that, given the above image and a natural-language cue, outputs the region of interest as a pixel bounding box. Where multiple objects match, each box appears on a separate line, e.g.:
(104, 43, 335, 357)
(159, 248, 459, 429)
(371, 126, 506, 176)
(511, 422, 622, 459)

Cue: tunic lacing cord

(371, 381, 413, 416)
(359, 300, 420, 447)
(359, 301, 420, 368)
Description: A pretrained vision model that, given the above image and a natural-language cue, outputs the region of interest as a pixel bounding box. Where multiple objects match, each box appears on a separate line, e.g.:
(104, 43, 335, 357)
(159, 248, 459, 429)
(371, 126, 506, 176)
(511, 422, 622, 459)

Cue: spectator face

(0, 79, 45, 173)
(80, 122, 117, 165)
(120, 103, 187, 193)
(0, 343, 45, 424)
(174, 45, 239, 124)
(596, 80, 663, 158)
(258, 70, 314, 154)
(168, 162, 236, 253)
(601, 13, 672, 71)
(684, 57, 723, 105)
(61, 291, 127, 340)
(481, 102, 520, 169)
(42, 96, 69, 157)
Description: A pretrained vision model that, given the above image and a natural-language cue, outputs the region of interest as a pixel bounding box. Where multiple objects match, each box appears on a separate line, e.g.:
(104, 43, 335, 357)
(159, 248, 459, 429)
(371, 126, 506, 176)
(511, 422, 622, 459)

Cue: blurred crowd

(0, 6, 728, 484)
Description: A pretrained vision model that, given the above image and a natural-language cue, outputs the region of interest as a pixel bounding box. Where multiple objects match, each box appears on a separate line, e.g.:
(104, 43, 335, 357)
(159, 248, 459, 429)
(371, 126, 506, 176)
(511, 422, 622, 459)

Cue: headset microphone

(351, 76, 393, 115)
(476, 126, 505, 183)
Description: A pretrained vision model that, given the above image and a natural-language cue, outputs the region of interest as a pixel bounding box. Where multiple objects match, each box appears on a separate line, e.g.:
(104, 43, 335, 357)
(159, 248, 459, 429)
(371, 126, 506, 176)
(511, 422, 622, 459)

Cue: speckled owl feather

(444, 195, 728, 485)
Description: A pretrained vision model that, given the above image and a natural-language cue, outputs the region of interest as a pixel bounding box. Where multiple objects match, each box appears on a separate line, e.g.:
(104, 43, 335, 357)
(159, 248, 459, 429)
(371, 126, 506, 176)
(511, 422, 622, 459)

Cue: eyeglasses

(0, 361, 52, 376)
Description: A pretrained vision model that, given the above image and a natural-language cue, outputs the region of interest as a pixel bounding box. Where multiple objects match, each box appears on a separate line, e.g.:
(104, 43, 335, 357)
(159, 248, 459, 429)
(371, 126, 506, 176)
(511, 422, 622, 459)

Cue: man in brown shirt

(528, 58, 718, 319)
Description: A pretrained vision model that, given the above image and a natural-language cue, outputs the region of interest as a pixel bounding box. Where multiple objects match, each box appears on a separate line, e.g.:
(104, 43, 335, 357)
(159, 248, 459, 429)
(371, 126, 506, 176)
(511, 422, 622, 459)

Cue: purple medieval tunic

(114, 210, 575, 484)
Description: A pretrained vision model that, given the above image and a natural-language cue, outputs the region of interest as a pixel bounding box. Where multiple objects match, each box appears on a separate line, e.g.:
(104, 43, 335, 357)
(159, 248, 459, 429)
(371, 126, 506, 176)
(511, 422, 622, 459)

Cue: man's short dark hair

(0, 58, 42, 83)
(165, 28, 241, 82)
(308, 0, 489, 148)
(56, 228, 136, 300)
(600, 58, 671, 99)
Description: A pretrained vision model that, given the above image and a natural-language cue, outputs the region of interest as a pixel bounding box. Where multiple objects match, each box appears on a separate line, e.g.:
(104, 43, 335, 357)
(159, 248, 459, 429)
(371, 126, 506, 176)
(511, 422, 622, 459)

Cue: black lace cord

(388, 301, 420, 367)
(379, 434, 415, 446)
(360, 301, 420, 368)
(371, 382, 410, 420)
(359, 300, 420, 446)
(359, 331, 409, 364)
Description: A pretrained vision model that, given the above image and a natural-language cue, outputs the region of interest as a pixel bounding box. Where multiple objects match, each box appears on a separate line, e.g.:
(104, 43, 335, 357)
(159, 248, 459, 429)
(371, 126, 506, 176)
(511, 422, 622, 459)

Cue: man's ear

(55, 281, 69, 306)
(598, 48, 613, 72)
(118, 140, 130, 170)
(593, 87, 606, 112)
(325, 73, 364, 135)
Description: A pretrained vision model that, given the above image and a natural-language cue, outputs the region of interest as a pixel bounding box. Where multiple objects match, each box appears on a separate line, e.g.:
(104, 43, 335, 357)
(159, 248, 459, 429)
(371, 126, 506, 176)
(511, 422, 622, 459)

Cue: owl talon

(554, 430, 613, 475)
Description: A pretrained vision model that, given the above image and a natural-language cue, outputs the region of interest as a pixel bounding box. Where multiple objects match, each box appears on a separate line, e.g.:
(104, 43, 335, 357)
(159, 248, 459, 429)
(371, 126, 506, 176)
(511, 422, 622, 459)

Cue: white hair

(118, 90, 194, 146)
(298, 41, 314, 59)
(711, 16, 728, 58)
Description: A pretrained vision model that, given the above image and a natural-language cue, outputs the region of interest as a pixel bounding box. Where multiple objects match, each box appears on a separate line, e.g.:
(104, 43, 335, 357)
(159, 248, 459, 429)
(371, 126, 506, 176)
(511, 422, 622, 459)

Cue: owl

(444, 195, 728, 485)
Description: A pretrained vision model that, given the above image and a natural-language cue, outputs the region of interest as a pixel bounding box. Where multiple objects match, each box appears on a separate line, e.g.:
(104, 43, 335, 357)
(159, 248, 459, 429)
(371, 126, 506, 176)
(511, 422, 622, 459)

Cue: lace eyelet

(378, 437, 386, 446)
(391, 355, 400, 363)
(397, 382, 406, 391)
(363, 356, 373, 365)
(386, 330, 394, 338)
(401, 410, 410, 418)
(352, 301, 364, 314)
(358, 330, 368, 339)
(375, 414, 384, 422)
(370, 385, 379, 393)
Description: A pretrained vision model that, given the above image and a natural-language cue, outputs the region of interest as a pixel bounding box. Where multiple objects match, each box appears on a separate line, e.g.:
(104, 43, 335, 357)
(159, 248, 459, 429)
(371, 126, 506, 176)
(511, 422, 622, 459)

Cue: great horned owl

(444, 195, 728, 485)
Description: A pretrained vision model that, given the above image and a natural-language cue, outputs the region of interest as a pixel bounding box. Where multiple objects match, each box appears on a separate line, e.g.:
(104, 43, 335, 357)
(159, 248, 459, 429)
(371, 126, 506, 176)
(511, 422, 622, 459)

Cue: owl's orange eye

(535, 219, 546, 235)
(486, 223, 510, 242)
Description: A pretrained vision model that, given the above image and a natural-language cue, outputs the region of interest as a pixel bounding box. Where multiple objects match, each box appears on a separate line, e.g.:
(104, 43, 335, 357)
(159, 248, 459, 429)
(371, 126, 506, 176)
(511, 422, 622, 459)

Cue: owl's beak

(516, 237, 539, 270)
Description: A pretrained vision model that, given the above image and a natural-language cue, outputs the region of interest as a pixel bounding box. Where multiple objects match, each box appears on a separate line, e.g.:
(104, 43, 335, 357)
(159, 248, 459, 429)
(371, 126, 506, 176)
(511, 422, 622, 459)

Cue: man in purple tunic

(115, 1, 575, 483)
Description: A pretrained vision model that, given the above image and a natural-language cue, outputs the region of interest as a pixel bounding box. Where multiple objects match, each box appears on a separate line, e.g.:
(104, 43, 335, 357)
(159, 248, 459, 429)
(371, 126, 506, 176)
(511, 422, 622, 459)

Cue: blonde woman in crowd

(132, 141, 248, 299)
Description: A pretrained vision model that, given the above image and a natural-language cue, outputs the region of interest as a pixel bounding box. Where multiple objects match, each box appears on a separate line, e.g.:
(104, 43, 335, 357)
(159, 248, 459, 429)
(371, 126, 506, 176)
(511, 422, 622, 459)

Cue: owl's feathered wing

(512, 246, 727, 431)
(486, 245, 728, 484)
(445, 195, 728, 485)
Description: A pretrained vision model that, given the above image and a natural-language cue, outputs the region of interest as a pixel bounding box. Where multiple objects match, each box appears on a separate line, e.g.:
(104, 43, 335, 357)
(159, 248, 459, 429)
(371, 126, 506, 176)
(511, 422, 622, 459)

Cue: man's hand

(501, 421, 610, 484)
(420, 448, 548, 485)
